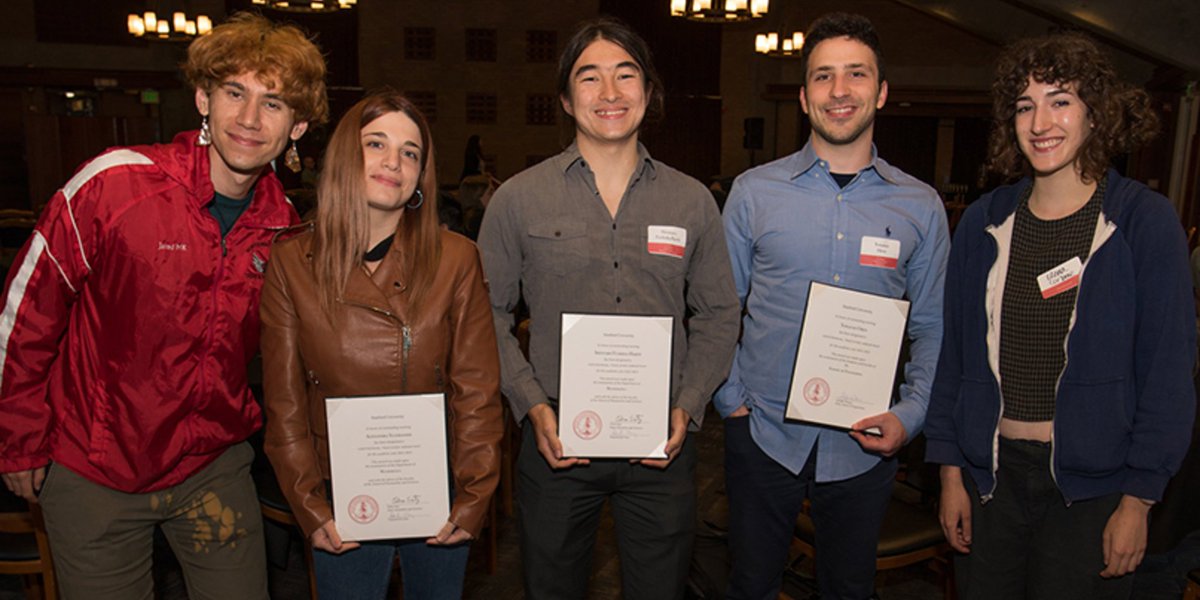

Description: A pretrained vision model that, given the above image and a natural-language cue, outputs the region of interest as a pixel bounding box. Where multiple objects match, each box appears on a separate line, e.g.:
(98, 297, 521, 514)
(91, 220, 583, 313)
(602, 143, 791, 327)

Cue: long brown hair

(312, 90, 441, 318)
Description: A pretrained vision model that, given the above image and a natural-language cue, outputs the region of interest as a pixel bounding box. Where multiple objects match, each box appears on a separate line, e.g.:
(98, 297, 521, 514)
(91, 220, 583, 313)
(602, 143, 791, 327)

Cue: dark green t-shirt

(209, 189, 254, 238)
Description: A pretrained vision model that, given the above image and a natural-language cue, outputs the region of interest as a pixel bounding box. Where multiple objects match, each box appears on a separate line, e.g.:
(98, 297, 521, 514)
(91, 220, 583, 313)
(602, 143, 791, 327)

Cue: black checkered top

(999, 177, 1106, 422)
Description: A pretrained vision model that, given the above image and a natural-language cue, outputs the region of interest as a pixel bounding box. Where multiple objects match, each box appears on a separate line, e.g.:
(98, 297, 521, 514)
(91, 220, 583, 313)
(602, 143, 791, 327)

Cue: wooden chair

(1185, 566, 1200, 600)
(0, 490, 57, 600)
(789, 483, 955, 600)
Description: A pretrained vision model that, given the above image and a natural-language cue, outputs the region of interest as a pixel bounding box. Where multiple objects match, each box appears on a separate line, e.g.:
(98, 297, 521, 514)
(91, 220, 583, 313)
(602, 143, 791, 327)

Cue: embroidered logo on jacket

(157, 241, 188, 252)
(251, 252, 267, 274)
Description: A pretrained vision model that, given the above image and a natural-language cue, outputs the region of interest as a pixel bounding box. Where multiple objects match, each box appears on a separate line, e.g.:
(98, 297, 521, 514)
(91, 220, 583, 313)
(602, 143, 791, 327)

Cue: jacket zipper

(341, 300, 411, 392)
(982, 223, 1005, 503)
(200, 214, 227, 421)
(401, 325, 413, 392)
(1048, 216, 1117, 506)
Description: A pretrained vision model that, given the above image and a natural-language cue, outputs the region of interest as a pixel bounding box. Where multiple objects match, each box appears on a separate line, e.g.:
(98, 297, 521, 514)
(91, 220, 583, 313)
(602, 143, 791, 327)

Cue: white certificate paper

(325, 394, 450, 541)
(558, 313, 673, 458)
(785, 282, 910, 430)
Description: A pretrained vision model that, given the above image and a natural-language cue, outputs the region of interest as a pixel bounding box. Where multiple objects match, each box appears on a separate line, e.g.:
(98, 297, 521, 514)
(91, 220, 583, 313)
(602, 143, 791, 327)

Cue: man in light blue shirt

(716, 12, 949, 600)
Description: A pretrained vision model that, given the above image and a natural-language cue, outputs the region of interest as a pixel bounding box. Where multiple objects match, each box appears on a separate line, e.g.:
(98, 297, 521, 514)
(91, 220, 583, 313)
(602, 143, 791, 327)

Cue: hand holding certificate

(557, 313, 674, 459)
(325, 394, 450, 542)
(785, 283, 910, 431)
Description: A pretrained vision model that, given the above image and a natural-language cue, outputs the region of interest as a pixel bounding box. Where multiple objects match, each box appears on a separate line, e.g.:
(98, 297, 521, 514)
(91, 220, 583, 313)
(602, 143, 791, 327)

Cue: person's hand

(727, 405, 750, 418)
(635, 408, 690, 469)
(938, 466, 973, 553)
(849, 412, 908, 456)
(426, 521, 475, 546)
(1, 467, 46, 503)
(1100, 495, 1151, 578)
(528, 403, 589, 469)
(310, 520, 360, 554)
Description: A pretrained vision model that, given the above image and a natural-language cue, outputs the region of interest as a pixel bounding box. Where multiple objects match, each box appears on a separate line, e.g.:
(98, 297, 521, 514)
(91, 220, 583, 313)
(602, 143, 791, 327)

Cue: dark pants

(724, 415, 896, 600)
(516, 421, 697, 600)
(962, 437, 1134, 600)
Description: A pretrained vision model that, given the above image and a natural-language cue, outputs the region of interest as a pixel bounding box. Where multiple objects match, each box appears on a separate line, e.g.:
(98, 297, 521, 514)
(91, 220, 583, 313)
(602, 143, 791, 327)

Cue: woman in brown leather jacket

(259, 90, 503, 600)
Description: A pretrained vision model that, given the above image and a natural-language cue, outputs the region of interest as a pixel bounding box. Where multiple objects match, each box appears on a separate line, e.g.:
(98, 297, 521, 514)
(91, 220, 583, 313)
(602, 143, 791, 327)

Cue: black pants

(962, 437, 1135, 599)
(516, 420, 697, 600)
(724, 415, 897, 600)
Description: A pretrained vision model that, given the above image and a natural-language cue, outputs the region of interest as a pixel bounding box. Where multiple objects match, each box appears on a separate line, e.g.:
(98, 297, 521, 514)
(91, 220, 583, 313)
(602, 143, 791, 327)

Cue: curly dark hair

(985, 31, 1158, 183)
(800, 13, 885, 83)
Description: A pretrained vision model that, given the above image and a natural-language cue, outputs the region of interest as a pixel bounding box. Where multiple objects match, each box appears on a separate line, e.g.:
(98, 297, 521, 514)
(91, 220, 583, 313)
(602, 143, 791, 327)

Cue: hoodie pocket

(953, 377, 1001, 469)
(1054, 377, 1132, 475)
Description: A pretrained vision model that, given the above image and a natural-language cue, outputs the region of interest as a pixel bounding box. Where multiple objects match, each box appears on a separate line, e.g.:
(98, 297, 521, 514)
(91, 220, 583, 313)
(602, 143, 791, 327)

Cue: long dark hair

(556, 17, 665, 128)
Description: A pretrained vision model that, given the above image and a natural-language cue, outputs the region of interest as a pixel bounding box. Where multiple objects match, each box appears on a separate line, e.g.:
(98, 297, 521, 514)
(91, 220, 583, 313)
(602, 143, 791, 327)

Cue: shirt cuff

(507, 378, 550, 424)
(674, 386, 709, 430)
(890, 400, 926, 441)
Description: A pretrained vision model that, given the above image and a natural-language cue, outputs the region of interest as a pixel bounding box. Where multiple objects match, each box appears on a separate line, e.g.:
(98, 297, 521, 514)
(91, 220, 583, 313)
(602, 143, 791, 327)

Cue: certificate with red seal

(785, 282, 909, 430)
(325, 393, 450, 541)
(558, 313, 673, 458)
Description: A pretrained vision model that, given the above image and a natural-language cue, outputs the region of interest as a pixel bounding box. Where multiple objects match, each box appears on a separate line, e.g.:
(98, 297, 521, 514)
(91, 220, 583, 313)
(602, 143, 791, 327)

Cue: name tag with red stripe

(1038, 257, 1083, 299)
(647, 225, 687, 258)
(859, 236, 900, 269)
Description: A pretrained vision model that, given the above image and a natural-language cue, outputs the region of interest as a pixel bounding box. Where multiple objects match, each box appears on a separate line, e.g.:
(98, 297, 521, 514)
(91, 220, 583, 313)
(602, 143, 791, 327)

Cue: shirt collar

(788, 139, 902, 186)
(556, 141, 657, 180)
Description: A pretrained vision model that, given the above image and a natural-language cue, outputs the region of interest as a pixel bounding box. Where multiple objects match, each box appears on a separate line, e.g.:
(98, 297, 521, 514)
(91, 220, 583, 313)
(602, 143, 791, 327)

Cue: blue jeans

(312, 537, 469, 600)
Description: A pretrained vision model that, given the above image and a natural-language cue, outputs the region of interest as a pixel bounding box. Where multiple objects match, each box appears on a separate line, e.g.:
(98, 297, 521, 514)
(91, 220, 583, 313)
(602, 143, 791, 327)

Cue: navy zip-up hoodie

(926, 169, 1195, 503)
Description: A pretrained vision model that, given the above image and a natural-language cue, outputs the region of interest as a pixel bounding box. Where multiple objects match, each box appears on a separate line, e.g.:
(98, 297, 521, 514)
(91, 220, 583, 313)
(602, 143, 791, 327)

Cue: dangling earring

(284, 140, 302, 173)
(406, 188, 425, 210)
(197, 116, 211, 146)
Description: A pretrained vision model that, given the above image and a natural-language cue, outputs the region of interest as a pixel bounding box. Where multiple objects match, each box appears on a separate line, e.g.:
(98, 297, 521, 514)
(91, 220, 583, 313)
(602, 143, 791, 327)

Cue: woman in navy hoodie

(925, 32, 1195, 599)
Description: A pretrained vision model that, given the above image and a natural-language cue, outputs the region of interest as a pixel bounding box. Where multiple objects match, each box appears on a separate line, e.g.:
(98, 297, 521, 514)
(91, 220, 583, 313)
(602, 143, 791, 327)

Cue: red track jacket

(0, 130, 298, 492)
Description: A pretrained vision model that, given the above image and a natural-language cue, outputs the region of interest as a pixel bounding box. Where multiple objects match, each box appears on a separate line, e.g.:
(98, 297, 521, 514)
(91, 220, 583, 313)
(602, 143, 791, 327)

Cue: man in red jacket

(0, 13, 326, 599)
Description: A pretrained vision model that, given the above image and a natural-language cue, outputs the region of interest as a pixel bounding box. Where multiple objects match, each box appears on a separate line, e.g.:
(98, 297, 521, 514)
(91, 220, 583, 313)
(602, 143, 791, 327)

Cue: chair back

(0, 490, 57, 600)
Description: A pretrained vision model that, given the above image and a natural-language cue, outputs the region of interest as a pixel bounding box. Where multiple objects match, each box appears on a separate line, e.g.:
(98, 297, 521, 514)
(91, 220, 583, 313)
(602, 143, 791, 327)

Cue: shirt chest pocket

(527, 220, 589, 276)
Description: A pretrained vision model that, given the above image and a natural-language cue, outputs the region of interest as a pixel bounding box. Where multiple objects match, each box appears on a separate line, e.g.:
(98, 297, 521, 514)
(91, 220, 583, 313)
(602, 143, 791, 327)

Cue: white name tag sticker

(647, 226, 687, 258)
(1037, 256, 1083, 299)
(859, 236, 900, 269)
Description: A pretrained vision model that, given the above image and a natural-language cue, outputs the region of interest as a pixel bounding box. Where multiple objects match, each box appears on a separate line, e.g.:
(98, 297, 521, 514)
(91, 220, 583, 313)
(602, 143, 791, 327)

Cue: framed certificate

(784, 282, 910, 430)
(557, 313, 674, 458)
(325, 393, 450, 541)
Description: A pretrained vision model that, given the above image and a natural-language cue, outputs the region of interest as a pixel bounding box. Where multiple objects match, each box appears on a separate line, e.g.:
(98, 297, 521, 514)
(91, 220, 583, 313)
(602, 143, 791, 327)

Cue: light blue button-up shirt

(714, 141, 949, 481)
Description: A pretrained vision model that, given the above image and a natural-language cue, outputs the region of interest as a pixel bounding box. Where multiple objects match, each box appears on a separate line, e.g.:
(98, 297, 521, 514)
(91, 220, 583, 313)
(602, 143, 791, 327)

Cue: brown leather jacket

(260, 227, 502, 539)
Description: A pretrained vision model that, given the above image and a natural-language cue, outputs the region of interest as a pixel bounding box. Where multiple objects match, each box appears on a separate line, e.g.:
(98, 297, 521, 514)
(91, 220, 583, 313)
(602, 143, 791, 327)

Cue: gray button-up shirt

(478, 143, 740, 428)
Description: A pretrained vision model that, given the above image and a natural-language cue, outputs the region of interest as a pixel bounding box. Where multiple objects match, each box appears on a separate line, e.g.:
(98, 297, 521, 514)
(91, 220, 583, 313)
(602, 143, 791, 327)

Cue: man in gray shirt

(478, 17, 740, 600)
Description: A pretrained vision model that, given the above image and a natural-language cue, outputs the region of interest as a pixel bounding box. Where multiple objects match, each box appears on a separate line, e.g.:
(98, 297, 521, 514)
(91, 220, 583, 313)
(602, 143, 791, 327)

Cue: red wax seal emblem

(803, 377, 829, 406)
(348, 495, 379, 524)
(573, 410, 602, 440)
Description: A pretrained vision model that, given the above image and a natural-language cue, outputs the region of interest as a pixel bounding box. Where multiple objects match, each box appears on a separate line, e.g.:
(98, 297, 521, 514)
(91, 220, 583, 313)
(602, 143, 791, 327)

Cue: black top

(999, 177, 1106, 422)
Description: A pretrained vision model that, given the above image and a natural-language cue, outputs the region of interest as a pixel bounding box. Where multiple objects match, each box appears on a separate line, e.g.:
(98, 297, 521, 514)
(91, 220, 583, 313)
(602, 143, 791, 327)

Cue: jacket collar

(336, 227, 410, 320)
(138, 130, 296, 230)
(985, 168, 1129, 227)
